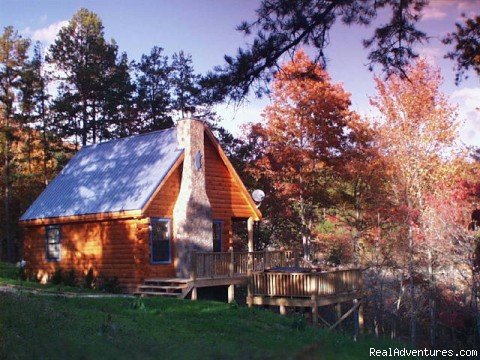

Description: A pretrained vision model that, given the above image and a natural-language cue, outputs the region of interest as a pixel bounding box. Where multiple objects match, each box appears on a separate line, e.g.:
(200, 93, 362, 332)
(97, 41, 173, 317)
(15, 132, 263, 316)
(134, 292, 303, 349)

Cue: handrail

(191, 250, 298, 279)
(250, 269, 363, 298)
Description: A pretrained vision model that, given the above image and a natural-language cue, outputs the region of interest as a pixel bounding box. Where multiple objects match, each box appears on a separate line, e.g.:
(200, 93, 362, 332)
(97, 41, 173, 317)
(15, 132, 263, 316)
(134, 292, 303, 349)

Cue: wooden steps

(135, 278, 193, 299)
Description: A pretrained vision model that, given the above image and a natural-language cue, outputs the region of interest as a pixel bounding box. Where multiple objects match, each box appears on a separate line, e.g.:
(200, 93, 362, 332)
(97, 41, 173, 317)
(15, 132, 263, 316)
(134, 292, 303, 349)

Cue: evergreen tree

(0, 26, 30, 260)
(134, 46, 173, 132)
(48, 8, 119, 145)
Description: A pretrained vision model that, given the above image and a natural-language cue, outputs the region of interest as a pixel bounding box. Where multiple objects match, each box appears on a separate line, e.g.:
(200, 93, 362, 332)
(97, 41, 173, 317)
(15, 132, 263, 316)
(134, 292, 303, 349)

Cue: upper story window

(45, 225, 61, 262)
(151, 218, 171, 263)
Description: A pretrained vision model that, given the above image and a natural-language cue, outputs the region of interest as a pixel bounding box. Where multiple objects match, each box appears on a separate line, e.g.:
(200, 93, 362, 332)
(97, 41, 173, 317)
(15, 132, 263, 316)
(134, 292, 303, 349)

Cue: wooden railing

(191, 250, 297, 279)
(250, 269, 363, 298)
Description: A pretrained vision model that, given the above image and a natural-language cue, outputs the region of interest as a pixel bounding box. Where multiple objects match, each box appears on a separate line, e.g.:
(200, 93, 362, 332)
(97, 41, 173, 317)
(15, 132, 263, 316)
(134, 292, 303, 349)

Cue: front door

(213, 220, 222, 252)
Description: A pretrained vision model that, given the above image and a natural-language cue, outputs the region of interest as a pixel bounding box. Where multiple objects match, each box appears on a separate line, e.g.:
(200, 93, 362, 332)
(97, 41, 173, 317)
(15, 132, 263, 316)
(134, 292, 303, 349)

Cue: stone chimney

(173, 117, 212, 278)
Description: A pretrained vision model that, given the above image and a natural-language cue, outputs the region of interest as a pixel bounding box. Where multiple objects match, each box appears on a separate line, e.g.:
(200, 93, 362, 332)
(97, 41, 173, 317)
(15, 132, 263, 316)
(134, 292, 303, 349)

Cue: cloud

(417, 46, 443, 65)
(23, 20, 68, 45)
(456, 1, 479, 11)
(422, 7, 447, 20)
(451, 87, 480, 147)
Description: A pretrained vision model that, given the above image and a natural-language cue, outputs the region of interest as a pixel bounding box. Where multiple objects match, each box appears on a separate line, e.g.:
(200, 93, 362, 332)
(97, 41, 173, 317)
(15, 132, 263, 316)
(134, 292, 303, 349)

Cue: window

(45, 225, 61, 262)
(213, 220, 223, 252)
(150, 218, 171, 263)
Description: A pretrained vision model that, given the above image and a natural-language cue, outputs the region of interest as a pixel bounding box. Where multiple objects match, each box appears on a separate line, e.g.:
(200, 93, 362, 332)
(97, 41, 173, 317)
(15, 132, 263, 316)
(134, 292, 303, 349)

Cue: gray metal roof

(21, 128, 183, 221)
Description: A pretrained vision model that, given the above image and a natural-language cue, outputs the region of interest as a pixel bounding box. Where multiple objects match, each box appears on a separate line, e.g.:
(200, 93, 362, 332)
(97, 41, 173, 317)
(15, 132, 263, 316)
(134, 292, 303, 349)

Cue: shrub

(51, 268, 63, 285)
(63, 269, 76, 287)
(130, 297, 146, 311)
(291, 313, 307, 331)
(100, 276, 121, 293)
(0, 261, 19, 279)
(50, 268, 76, 287)
(84, 268, 95, 289)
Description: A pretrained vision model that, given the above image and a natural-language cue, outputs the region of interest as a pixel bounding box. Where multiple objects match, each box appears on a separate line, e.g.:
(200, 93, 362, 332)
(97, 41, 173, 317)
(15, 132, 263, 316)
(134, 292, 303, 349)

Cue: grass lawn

(0, 292, 419, 360)
(0, 261, 416, 359)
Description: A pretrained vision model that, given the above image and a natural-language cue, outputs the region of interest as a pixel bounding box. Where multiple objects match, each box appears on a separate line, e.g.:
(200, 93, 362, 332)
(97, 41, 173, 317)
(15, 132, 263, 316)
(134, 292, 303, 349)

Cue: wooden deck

(138, 250, 364, 329)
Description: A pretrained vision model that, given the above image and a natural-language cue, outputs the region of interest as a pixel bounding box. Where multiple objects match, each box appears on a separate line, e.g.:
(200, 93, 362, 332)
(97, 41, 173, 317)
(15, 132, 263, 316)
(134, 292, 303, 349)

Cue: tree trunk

(428, 248, 436, 348)
(408, 224, 417, 347)
(3, 127, 12, 261)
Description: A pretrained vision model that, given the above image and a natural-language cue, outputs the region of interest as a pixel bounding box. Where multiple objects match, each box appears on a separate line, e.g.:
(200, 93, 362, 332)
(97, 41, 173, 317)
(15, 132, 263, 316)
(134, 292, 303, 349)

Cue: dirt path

(0, 283, 134, 298)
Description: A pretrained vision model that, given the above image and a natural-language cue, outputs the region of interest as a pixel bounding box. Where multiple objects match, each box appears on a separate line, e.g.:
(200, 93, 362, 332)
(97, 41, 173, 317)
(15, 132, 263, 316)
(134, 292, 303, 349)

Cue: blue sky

(1, 0, 479, 145)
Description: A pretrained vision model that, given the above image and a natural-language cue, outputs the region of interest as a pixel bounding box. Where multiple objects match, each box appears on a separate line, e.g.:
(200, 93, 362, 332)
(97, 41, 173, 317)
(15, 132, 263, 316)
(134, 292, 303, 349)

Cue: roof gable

(21, 128, 183, 221)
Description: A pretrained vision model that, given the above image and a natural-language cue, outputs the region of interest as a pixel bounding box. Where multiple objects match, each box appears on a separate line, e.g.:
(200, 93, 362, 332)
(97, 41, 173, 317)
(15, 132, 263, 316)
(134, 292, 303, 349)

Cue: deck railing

(251, 269, 363, 298)
(191, 250, 297, 279)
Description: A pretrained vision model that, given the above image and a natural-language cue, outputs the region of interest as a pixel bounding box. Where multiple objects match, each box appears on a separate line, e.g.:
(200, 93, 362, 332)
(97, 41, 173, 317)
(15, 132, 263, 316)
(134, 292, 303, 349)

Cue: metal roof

(20, 128, 183, 221)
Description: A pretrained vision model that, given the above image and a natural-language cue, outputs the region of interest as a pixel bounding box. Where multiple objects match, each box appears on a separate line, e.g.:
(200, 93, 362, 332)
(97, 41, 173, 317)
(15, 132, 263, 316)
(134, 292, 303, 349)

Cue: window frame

(150, 218, 172, 264)
(45, 225, 61, 262)
(213, 220, 223, 252)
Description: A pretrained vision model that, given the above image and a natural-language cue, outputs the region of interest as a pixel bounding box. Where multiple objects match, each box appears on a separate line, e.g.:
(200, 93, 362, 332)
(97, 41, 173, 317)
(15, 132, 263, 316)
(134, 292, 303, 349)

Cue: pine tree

(0, 26, 30, 260)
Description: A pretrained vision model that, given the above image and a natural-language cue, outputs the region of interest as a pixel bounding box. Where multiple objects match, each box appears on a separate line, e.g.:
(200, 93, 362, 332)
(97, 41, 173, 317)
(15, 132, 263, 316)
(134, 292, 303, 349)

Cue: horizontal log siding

(205, 134, 254, 250)
(141, 164, 181, 279)
(23, 218, 143, 291)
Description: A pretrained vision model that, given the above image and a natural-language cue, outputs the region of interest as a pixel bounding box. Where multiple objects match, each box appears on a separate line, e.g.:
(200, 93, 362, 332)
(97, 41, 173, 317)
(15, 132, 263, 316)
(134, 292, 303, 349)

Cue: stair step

(144, 281, 189, 287)
(144, 278, 190, 283)
(139, 292, 180, 297)
(139, 285, 186, 290)
(138, 288, 183, 294)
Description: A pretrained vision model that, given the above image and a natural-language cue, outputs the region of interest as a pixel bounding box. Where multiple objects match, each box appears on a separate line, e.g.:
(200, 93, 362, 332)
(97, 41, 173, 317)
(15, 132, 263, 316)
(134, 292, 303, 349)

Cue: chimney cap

(184, 106, 196, 119)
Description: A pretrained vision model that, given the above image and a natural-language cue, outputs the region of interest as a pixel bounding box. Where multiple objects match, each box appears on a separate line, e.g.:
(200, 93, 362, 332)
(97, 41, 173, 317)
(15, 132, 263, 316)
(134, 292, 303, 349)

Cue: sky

(1, 0, 479, 146)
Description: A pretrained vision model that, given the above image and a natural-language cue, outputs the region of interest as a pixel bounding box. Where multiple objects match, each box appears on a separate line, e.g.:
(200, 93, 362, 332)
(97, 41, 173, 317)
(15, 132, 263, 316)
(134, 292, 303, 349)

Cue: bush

(130, 297, 146, 311)
(50, 268, 76, 287)
(0, 261, 19, 279)
(64, 269, 76, 287)
(84, 268, 95, 289)
(51, 268, 63, 285)
(100, 277, 121, 293)
(291, 313, 307, 331)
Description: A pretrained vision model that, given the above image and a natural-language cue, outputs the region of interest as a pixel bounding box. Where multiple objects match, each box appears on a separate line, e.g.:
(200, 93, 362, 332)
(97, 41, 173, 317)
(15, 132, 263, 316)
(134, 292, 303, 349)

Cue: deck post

(353, 299, 360, 340)
(279, 305, 286, 315)
(358, 298, 364, 334)
(311, 276, 318, 325)
(336, 303, 342, 331)
(228, 284, 235, 303)
(247, 217, 254, 252)
(229, 247, 234, 277)
(191, 252, 197, 280)
(191, 287, 198, 301)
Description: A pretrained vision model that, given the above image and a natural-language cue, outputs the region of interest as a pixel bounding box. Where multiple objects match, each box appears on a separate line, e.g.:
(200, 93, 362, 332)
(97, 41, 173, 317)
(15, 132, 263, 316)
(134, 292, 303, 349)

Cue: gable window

(151, 218, 171, 263)
(213, 220, 223, 252)
(45, 225, 61, 262)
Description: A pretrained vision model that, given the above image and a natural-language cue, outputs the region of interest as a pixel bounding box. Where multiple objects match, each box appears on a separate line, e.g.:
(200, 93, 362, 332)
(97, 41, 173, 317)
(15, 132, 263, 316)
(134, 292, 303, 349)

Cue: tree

(202, 0, 430, 101)
(134, 46, 173, 132)
(171, 51, 201, 118)
(371, 59, 460, 346)
(443, 15, 480, 84)
(103, 52, 137, 139)
(48, 8, 120, 145)
(0, 26, 30, 260)
(247, 50, 360, 258)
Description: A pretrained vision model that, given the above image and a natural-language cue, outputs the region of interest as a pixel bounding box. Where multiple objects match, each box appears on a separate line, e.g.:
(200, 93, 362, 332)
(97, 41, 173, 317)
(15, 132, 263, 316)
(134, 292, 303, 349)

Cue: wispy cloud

(22, 20, 68, 46)
(422, 7, 447, 21)
(417, 45, 443, 65)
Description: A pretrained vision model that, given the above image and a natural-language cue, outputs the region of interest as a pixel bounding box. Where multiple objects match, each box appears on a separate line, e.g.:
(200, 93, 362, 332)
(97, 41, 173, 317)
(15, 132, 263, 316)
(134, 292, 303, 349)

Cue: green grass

(0, 292, 416, 360)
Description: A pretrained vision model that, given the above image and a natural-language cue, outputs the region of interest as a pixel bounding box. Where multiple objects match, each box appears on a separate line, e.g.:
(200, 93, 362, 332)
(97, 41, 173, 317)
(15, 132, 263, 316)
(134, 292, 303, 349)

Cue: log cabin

(19, 117, 262, 293)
